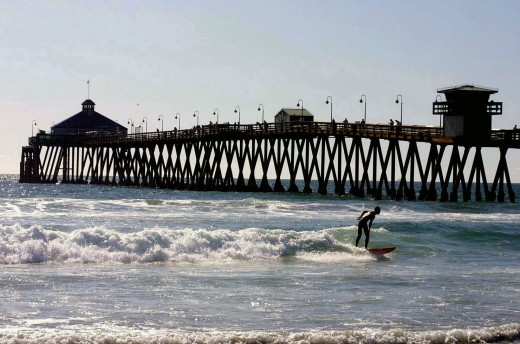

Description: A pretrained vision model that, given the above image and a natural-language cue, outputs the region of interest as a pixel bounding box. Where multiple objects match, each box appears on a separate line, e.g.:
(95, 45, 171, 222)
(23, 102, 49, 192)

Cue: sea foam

(0, 224, 348, 264)
(0, 323, 518, 344)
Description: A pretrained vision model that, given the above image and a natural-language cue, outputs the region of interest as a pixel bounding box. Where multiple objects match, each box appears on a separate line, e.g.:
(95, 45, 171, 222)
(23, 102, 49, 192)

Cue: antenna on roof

(87, 80, 90, 99)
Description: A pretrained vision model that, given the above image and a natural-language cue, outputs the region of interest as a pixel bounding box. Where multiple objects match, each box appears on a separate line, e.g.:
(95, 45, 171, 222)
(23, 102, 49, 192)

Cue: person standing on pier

(355, 206, 380, 249)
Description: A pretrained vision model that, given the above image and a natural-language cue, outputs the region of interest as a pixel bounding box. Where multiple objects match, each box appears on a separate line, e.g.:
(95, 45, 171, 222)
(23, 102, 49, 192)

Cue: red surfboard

(366, 247, 396, 255)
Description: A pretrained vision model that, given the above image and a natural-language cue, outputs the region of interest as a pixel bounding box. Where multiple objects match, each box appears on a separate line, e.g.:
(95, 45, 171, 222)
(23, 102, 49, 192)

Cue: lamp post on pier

(127, 118, 134, 134)
(326, 96, 333, 122)
(213, 108, 219, 124)
(31, 120, 37, 136)
(359, 95, 366, 122)
(193, 111, 199, 126)
(175, 113, 181, 130)
(395, 94, 403, 124)
(258, 103, 264, 122)
(142, 117, 148, 132)
(234, 106, 241, 125)
(435, 95, 442, 128)
(297, 99, 303, 117)
(157, 115, 163, 131)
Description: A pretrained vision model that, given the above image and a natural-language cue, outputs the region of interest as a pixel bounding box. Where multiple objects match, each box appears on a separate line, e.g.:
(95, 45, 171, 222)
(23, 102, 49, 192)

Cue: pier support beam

(21, 131, 517, 203)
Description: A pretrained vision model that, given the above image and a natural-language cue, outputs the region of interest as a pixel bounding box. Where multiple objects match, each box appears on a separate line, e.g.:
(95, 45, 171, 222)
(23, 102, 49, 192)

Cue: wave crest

(0, 225, 342, 264)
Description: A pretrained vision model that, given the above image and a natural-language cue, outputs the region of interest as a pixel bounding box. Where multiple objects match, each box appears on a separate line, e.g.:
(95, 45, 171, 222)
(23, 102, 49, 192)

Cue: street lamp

(193, 111, 199, 126)
(359, 95, 366, 122)
(157, 115, 163, 131)
(297, 99, 303, 117)
(175, 113, 181, 130)
(258, 103, 264, 122)
(31, 120, 37, 136)
(395, 95, 403, 124)
(234, 106, 241, 124)
(213, 108, 219, 124)
(142, 117, 148, 132)
(127, 118, 134, 134)
(326, 96, 333, 122)
(435, 95, 442, 128)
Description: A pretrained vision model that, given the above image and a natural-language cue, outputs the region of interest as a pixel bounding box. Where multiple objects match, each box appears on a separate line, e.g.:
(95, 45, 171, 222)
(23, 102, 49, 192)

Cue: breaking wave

(0, 224, 358, 264)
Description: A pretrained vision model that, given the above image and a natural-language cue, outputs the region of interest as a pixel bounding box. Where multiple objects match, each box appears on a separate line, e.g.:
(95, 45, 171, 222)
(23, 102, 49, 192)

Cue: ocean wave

(0, 224, 357, 264)
(0, 323, 518, 344)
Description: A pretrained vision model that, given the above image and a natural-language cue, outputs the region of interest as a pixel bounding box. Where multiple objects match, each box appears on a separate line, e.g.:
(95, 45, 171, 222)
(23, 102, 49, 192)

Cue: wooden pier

(19, 85, 519, 202)
(19, 121, 519, 202)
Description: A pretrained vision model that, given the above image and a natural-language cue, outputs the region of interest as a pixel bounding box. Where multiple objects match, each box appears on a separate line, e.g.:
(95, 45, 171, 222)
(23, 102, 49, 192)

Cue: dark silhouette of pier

(20, 85, 519, 202)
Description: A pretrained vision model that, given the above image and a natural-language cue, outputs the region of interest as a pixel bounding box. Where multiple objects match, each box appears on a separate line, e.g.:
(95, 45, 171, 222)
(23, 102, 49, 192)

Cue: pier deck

(20, 121, 519, 202)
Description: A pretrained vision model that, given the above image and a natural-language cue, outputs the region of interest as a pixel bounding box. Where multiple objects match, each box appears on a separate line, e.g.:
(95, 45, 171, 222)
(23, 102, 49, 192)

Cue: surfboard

(366, 247, 396, 255)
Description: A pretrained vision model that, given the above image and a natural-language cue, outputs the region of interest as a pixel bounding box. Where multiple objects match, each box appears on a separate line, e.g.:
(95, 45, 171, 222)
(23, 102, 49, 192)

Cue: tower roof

(52, 99, 126, 134)
(277, 108, 314, 117)
(82, 99, 96, 106)
(437, 84, 498, 94)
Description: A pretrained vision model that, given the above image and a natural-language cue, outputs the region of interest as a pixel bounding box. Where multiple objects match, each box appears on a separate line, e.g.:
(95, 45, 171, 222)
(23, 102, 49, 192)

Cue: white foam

(0, 323, 517, 344)
(297, 250, 374, 263)
(0, 224, 355, 265)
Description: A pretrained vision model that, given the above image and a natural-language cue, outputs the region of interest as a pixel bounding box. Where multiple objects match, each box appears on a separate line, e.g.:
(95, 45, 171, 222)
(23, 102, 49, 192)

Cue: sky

(1, 0, 520, 178)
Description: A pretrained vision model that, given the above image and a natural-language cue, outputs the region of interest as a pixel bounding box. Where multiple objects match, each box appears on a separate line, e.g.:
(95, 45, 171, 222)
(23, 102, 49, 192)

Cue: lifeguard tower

(433, 84, 502, 142)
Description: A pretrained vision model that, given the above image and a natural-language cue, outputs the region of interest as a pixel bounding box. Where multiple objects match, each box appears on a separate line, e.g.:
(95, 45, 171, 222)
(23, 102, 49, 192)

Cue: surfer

(355, 206, 380, 249)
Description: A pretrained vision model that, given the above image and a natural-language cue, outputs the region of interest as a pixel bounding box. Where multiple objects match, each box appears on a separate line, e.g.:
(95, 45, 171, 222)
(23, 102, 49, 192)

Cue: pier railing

(29, 121, 520, 148)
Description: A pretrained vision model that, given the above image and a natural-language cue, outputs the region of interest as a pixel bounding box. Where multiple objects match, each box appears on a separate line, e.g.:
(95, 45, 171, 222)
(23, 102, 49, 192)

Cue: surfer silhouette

(355, 206, 380, 249)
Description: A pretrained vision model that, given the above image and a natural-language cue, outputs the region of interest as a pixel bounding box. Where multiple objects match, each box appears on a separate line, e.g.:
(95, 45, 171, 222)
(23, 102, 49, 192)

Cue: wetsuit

(356, 210, 377, 249)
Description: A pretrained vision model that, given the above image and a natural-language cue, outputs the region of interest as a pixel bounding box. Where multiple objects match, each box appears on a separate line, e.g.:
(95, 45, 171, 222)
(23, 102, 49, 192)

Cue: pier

(20, 85, 519, 202)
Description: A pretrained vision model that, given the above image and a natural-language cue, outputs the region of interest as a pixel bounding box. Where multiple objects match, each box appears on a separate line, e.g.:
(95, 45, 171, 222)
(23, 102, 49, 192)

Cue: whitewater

(0, 175, 518, 343)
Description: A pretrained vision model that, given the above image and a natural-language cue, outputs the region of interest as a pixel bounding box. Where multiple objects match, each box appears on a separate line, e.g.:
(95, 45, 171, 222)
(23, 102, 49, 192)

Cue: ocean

(0, 174, 518, 343)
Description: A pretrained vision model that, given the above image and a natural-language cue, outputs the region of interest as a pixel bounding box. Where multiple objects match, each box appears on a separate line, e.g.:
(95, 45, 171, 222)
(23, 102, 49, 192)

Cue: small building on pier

(51, 99, 127, 135)
(275, 108, 314, 123)
(433, 84, 502, 142)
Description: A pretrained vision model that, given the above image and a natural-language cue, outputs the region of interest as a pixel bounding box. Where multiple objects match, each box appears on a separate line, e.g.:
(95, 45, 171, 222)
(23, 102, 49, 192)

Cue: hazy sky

(1, 0, 519, 177)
